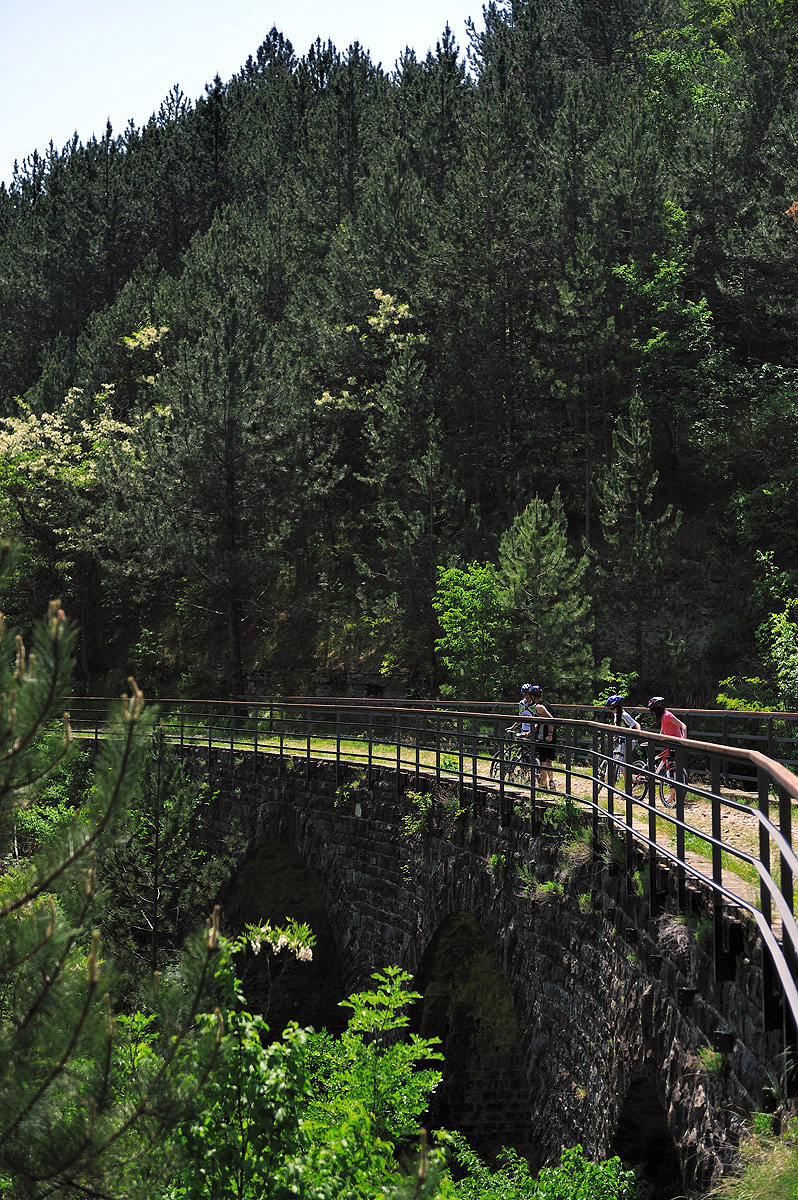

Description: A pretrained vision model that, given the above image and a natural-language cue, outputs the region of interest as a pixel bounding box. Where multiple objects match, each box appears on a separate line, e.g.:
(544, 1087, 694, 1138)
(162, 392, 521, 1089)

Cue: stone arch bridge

(191, 750, 783, 1200)
(71, 696, 798, 1200)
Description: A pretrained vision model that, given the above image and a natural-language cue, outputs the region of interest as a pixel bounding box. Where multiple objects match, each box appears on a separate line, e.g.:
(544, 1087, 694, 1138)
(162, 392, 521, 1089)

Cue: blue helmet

(520, 682, 533, 693)
(606, 694, 624, 708)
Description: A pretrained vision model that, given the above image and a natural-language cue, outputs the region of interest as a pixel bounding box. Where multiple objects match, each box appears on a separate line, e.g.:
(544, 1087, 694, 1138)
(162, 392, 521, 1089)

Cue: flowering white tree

(0, 385, 142, 674)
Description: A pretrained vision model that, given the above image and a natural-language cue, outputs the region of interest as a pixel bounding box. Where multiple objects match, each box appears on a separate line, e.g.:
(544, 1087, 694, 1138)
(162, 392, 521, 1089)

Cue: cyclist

(647, 695, 686, 740)
(530, 684, 556, 790)
(510, 683, 537, 765)
(605, 694, 641, 774)
(647, 696, 687, 805)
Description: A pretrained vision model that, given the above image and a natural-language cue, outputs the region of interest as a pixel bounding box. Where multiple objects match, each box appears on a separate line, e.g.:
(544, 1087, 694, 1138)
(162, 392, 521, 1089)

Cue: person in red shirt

(647, 696, 687, 805)
(647, 696, 687, 739)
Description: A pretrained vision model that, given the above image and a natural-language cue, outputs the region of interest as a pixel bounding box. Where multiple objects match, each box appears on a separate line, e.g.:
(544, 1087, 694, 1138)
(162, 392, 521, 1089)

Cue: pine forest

(3, 2, 798, 1195)
(2, 0, 798, 708)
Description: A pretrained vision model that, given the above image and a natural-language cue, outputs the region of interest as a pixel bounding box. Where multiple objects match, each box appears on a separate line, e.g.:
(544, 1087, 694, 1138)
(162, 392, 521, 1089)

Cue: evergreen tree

(99, 728, 244, 993)
(496, 490, 597, 697)
(594, 391, 681, 675)
(0, 546, 221, 1195)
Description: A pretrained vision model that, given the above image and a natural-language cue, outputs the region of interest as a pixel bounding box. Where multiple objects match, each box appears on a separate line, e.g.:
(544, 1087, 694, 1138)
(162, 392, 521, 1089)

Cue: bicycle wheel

(490, 745, 505, 779)
(657, 765, 685, 808)
(598, 757, 619, 786)
(514, 757, 532, 784)
(504, 742, 524, 781)
(630, 760, 648, 800)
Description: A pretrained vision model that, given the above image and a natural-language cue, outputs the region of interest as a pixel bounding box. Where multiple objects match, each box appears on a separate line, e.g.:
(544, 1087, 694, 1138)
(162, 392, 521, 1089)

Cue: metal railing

(67, 694, 798, 1079)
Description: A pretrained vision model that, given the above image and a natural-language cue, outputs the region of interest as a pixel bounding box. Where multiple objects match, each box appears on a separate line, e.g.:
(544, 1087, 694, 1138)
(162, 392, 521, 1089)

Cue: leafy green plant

(441, 753, 459, 772)
(697, 1045, 725, 1076)
(632, 865, 650, 897)
(517, 860, 539, 896)
(440, 789, 468, 828)
(541, 795, 584, 840)
(335, 771, 366, 806)
(753, 1110, 775, 1138)
(432, 562, 508, 700)
(594, 668, 640, 708)
(442, 1137, 636, 1199)
(535, 879, 564, 903)
(403, 789, 434, 837)
(488, 852, 506, 877)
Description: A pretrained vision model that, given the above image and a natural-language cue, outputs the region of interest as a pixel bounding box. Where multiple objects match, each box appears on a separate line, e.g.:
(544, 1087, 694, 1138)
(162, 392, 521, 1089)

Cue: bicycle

(597, 744, 648, 800)
(490, 729, 541, 784)
(653, 746, 688, 808)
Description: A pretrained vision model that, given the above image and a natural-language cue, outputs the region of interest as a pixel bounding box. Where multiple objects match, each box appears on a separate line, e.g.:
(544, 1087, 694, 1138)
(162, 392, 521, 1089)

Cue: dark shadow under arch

(222, 842, 347, 1035)
(611, 1075, 683, 1200)
(412, 911, 537, 1168)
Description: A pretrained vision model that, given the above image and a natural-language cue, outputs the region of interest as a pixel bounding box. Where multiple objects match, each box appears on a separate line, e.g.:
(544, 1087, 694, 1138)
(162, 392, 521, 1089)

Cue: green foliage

(715, 675, 776, 711)
(535, 879, 565, 903)
(432, 562, 508, 699)
(496, 491, 597, 700)
(488, 852, 506, 877)
(169, 1011, 310, 1200)
(697, 1046, 725, 1077)
(711, 1117, 798, 1200)
(443, 1137, 636, 1200)
(0, 547, 223, 1196)
(98, 727, 245, 993)
(541, 796, 585, 841)
(594, 391, 680, 677)
(403, 788, 435, 837)
(594, 668, 640, 708)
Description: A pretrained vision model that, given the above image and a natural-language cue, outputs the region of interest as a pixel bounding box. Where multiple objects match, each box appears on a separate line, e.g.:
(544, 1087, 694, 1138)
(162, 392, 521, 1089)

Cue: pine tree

(496, 490, 597, 698)
(594, 391, 681, 674)
(0, 544, 223, 1195)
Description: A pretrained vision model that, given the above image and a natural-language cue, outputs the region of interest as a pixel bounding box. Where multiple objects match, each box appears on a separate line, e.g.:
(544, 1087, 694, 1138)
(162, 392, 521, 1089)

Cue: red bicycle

(653, 746, 687, 808)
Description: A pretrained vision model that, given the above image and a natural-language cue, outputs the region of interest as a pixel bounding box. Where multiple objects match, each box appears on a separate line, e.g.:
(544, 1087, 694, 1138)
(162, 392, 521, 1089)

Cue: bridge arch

(222, 840, 348, 1034)
(412, 910, 536, 1166)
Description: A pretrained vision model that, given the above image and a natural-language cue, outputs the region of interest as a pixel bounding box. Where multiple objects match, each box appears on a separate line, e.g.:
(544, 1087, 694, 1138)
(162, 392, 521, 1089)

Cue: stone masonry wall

(196, 746, 785, 1197)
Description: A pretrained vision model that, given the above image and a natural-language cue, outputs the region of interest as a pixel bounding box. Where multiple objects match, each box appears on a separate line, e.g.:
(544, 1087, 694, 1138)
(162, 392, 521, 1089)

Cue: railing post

(457, 714, 464, 805)
(779, 784, 796, 982)
(759, 767, 781, 1030)
(647, 739, 657, 909)
(306, 706, 311, 784)
(591, 727, 599, 859)
(675, 743, 686, 911)
(207, 707, 213, 775)
(624, 742, 634, 882)
(368, 710, 373, 787)
(180, 705, 185, 753)
(396, 709, 402, 799)
(564, 720, 571, 795)
(711, 756, 725, 983)
(253, 705, 258, 771)
(336, 711, 341, 787)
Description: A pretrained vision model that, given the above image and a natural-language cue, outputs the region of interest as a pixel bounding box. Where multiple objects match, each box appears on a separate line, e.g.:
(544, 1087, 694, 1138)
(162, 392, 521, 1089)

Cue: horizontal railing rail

(65, 694, 798, 1086)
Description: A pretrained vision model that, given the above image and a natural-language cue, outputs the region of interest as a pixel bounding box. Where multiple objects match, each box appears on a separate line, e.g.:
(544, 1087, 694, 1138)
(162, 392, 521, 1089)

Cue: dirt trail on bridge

(561, 772, 797, 938)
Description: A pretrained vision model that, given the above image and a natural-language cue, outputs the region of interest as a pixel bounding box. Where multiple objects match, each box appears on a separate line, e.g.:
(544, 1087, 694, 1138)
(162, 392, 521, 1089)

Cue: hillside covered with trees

(2, 0, 798, 706)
